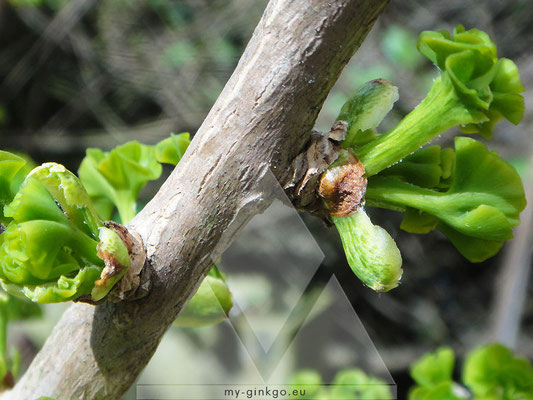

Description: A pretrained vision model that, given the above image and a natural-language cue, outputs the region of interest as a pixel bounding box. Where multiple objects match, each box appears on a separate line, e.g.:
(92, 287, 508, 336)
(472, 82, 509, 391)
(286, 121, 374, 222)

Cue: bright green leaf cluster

(0, 161, 130, 303)
(366, 137, 526, 262)
(409, 345, 533, 400)
(322, 25, 526, 292)
(78, 133, 190, 224)
(0, 134, 195, 305)
(289, 367, 393, 399)
(78, 142, 162, 224)
(0, 163, 105, 303)
(355, 25, 524, 176)
(418, 25, 524, 138)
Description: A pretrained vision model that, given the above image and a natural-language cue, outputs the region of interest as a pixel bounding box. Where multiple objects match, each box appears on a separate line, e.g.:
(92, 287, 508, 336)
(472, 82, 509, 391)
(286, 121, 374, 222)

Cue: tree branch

(5, 0, 389, 398)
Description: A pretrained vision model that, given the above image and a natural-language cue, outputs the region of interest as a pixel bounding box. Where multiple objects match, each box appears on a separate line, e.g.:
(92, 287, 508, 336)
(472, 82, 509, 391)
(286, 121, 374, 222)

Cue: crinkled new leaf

(366, 137, 526, 262)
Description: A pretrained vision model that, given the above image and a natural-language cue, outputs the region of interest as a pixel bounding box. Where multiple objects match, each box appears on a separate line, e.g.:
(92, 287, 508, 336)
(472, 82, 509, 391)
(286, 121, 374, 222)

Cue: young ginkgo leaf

(0, 163, 130, 303)
(366, 137, 526, 262)
(354, 25, 524, 176)
(154, 132, 190, 166)
(78, 141, 162, 223)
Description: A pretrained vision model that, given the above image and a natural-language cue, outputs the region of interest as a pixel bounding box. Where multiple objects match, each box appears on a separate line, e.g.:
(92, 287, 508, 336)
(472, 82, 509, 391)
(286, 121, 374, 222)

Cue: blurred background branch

(488, 160, 533, 348)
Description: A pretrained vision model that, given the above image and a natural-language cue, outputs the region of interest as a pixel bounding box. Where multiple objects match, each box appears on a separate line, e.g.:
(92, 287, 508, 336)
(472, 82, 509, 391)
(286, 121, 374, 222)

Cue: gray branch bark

(4, 0, 389, 398)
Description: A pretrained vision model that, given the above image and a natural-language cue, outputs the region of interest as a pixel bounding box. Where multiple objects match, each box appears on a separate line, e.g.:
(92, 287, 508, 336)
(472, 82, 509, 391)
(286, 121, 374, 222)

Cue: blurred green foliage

(290, 367, 393, 399)
(409, 344, 533, 400)
(381, 25, 424, 70)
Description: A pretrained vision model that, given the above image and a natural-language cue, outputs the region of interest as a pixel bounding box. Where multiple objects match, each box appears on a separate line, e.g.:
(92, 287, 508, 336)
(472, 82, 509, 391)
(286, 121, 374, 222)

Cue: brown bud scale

(318, 151, 367, 217)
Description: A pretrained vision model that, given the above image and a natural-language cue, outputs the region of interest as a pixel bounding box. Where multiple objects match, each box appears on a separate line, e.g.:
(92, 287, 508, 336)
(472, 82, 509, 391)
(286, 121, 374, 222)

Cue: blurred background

(0, 0, 532, 398)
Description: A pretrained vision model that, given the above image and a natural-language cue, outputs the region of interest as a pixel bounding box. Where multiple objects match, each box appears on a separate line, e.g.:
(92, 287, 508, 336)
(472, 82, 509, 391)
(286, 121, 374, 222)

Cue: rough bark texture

(4, 0, 389, 398)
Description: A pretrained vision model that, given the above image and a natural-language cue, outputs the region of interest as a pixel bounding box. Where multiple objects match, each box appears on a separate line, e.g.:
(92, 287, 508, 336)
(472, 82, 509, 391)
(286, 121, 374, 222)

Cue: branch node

(286, 120, 363, 223)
